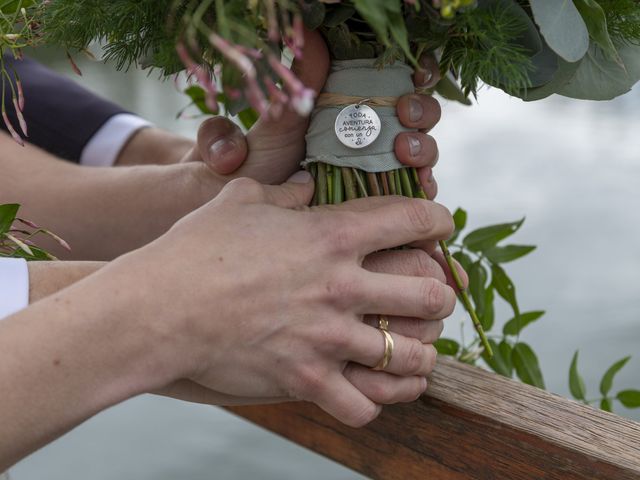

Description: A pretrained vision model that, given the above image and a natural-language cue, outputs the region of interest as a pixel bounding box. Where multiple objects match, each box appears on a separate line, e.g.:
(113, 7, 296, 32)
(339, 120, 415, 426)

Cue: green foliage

(0, 203, 66, 261)
(513, 342, 545, 389)
(569, 351, 587, 401)
(600, 356, 630, 396)
(443, 208, 638, 416)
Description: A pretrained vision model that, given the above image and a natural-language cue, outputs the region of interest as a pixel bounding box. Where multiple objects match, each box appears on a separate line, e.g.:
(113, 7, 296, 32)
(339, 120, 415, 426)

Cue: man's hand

(182, 30, 443, 199)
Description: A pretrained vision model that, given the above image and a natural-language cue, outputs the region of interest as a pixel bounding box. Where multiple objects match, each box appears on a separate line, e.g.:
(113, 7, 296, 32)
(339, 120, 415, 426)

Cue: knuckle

(403, 338, 427, 375)
(424, 344, 438, 374)
(422, 320, 445, 343)
(321, 323, 351, 353)
(347, 402, 380, 428)
(425, 96, 442, 124)
(327, 213, 360, 254)
(292, 364, 327, 400)
(421, 279, 446, 317)
(411, 249, 434, 277)
(223, 177, 264, 200)
(404, 199, 434, 234)
(369, 381, 396, 404)
(322, 273, 363, 309)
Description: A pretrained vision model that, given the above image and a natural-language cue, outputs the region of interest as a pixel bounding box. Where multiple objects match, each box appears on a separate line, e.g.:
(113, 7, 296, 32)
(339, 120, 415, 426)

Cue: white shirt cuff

(79, 113, 153, 167)
(0, 258, 29, 319)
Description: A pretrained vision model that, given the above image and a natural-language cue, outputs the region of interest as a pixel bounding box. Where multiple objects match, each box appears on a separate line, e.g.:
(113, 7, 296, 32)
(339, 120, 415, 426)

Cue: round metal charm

(334, 104, 381, 149)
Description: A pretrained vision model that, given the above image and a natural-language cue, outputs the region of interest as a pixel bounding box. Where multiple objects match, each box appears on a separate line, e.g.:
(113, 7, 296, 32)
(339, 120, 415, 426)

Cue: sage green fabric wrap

(304, 59, 415, 173)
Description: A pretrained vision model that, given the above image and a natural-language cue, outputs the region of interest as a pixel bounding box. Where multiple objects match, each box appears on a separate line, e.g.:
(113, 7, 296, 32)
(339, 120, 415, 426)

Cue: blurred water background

(11, 49, 640, 479)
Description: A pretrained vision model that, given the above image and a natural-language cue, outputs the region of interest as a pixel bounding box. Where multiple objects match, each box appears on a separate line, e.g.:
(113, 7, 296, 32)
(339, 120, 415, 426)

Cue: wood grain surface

(226, 357, 640, 479)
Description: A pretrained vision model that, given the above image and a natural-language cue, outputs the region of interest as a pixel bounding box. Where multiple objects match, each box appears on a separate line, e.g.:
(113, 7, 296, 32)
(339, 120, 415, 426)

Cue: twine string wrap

(315, 93, 399, 109)
(303, 59, 416, 173)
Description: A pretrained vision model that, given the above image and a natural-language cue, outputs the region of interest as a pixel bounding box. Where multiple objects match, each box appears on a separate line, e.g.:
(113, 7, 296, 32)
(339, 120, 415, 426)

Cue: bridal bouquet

(2, 0, 640, 355)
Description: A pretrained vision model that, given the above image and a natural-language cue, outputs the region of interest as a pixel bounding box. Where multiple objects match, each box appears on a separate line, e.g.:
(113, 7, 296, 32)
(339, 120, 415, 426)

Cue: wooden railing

(226, 357, 640, 479)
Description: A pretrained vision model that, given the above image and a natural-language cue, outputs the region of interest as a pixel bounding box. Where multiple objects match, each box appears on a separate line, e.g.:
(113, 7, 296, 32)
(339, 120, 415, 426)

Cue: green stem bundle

(309, 162, 493, 357)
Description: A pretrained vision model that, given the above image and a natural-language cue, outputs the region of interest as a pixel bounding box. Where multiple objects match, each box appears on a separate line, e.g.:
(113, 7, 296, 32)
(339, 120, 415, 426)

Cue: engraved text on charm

(334, 104, 381, 149)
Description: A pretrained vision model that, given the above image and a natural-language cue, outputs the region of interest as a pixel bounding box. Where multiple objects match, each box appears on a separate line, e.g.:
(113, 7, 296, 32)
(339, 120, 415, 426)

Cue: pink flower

(2, 110, 24, 146)
(12, 97, 27, 136)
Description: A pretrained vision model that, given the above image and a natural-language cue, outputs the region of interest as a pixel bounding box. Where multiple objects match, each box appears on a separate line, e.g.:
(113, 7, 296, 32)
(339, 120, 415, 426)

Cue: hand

(117, 173, 455, 427)
(182, 30, 442, 199)
(157, 245, 467, 409)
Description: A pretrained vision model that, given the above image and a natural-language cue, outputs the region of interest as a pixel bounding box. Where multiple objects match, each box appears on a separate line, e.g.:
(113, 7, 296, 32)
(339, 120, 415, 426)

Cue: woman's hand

(113, 173, 455, 427)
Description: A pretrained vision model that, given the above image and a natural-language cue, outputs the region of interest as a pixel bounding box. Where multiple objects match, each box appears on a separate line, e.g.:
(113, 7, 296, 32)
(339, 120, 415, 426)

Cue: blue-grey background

(11, 50, 640, 479)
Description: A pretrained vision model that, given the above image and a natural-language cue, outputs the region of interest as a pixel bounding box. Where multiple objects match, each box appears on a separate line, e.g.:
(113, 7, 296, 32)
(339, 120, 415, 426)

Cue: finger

(262, 171, 315, 208)
(258, 28, 330, 132)
(363, 249, 446, 283)
(347, 324, 438, 377)
(157, 380, 288, 406)
(417, 166, 438, 201)
(413, 54, 441, 89)
(343, 364, 427, 404)
(394, 132, 438, 169)
(331, 198, 454, 254)
(363, 316, 444, 344)
(432, 250, 469, 291)
(313, 372, 382, 428)
(397, 94, 441, 131)
(197, 117, 248, 175)
(356, 272, 457, 320)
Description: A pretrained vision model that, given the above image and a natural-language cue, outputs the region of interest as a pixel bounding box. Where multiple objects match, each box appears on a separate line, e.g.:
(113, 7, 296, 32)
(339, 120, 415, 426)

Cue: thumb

(263, 170, 315, 208)
(196, 116, 248, 175)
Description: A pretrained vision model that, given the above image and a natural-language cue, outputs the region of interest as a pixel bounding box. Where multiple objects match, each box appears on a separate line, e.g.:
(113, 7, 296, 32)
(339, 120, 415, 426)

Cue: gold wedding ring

(378, 315, 389, 331)
(373, 321, 394, 371)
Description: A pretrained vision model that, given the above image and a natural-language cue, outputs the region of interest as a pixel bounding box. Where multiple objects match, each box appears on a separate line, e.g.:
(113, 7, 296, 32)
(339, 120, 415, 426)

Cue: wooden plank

(226, 357, 640, 480)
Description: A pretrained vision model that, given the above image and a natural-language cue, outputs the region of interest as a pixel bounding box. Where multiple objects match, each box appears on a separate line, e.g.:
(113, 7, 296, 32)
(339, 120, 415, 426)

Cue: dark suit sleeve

(1, 55, 129, 162)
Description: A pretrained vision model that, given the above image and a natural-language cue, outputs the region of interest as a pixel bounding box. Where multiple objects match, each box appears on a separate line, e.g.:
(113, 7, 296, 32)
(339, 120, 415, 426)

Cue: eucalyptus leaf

(301, 1, 326, 30)
(512, 342, 546, 389)
(434, 338, 460, 356)
(491, 264, 520, 318)
(435, 74, 473, 106)
(0, 203, 19, 235)
(323, 5, 354, 28)
(569, 350, 587, 401)
(482, 339, 512, 377)
(503, 310, 545, 336)
(529, 0, 589, 62)
(617, 390, 640, 408)
(517, 56, 581, 101)
(572, 0, 622, 67)
(559, 41, 640, 100)
(462, 218, 524, 252)
(599, 356, 631, 396)
(484, 244, 536, 264)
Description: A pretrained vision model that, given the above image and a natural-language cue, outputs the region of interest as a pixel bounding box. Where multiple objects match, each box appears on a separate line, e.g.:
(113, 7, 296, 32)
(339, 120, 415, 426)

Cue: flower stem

(409, 167, 493, 357)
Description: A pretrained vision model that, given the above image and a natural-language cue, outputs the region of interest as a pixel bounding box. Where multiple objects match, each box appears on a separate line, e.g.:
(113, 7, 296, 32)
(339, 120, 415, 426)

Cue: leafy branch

(0, 203, 69, 260)
(436, 208, 640, 416)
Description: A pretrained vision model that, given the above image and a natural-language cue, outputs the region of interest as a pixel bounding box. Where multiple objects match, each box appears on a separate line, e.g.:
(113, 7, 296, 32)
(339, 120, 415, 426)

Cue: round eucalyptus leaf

(559, 41, 640, 101)
(529, 0, 589, 63)
(516, 56, 581, 102)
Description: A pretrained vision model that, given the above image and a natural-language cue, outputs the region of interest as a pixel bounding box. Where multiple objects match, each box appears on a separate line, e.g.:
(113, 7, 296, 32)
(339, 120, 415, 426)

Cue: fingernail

(288, 170, 312, 184)
(209, 138, 236, 161)
(409, 97, 423, 123)
(420, 69, 433, 87)
(407, 135, 422, 157)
